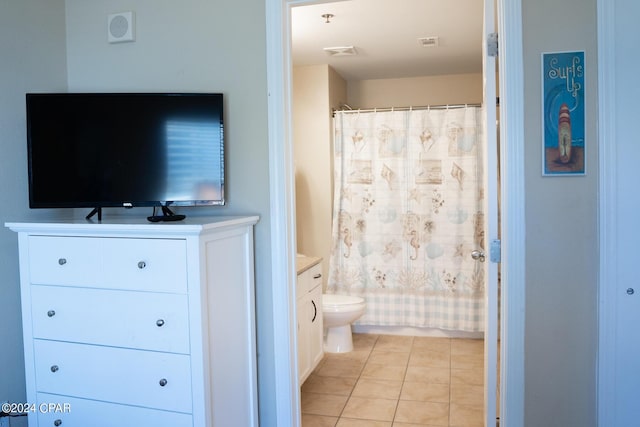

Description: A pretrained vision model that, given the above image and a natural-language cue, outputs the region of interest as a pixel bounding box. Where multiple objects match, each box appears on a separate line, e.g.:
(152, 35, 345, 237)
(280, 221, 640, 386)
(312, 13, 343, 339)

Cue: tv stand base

(147, 206, 186, 222)
(147, 214, 186, 222)
(86, 207, 102, 221)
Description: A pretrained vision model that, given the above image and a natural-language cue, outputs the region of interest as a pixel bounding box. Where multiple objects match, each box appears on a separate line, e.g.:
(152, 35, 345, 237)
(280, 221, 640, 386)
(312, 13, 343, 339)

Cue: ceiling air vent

(323, 46, 358, 56)
(418, 36, 439, 48)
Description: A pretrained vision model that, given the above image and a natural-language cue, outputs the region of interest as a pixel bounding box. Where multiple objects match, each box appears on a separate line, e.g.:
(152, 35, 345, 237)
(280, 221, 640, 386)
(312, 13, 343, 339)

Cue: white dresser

(6, 216, 259, 427)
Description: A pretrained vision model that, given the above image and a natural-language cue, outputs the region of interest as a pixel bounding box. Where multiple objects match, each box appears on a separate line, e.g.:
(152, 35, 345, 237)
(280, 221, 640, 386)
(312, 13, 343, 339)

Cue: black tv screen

(26, 92, 225, 211)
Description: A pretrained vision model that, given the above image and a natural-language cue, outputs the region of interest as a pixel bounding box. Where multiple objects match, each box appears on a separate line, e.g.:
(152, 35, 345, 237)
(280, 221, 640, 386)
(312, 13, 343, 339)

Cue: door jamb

(596, 0, 616, 423)
(264, 0, 526, 425)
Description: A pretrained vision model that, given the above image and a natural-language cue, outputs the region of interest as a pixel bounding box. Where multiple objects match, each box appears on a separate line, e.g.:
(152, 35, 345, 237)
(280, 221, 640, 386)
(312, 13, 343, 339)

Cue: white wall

(293, 64, 346, 281)
(64, 0, 272, 224)
(347, 73, 482, 108)
(0, 1, 68, 421)
(522, 0, 598, 425)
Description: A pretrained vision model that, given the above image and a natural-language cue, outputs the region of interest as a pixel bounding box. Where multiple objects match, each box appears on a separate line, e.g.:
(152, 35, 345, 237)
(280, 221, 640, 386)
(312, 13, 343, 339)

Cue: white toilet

(322, 294, 366, 353)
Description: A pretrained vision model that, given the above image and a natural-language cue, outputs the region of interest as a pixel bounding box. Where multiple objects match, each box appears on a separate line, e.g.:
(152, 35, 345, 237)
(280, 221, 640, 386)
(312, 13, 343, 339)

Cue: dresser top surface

(5, 215, 259, 236)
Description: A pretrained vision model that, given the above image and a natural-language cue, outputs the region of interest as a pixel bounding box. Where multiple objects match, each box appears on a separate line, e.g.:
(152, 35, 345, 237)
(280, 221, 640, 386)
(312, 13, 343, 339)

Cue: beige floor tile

(316, 357, 366, 378)
(361, 363, 407, 381)
(404, 366, 450, 384)
(341, 397, 397, 421)
(301, 392, 349, 417)
(301, 334, 487, 427)
(412, 336, 451, 351)
(451, 338, 484, 355)
(392, 423, 436, 427)
(400, 381, 450, 403)
(374, 334, 414, 352)
(450, 383, 484, 407)
(336, 418, 391, 427)
(449, 403, 484, 427)
(301, 414, 338, 427)
(394, 400, 449, 425)
(325, 349, 372, 363)
(302, 374, 358, 395)
(450, 367, 484, 386)
(408, 348, 450, 368)
(352, 378, 403, 400)
(352, 333, 379, 351)
(368, 350, 410, 366)
(451, 352, 484, 370)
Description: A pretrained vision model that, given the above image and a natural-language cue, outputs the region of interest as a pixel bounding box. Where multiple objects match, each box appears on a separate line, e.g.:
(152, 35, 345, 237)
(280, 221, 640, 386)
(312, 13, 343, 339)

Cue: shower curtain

(327, 106, 485, 332)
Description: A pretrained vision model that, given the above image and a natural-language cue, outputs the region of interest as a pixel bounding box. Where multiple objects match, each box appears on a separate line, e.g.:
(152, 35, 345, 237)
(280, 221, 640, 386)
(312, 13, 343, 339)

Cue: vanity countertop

(296, 255, 322, 275)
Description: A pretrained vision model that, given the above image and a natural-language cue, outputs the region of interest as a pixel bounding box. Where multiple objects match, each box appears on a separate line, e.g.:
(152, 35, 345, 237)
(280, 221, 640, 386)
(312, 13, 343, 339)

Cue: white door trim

(496, 0, 526, 424)
(265, 0, 526, 425)
(596, 0, 616, 423)
(265, 2, 300, 425)
(482, 0, 499, 424)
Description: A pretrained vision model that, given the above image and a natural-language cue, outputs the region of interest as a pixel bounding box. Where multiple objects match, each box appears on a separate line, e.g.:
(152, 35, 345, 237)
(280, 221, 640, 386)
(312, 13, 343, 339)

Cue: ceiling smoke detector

(323, 46, 358, 56)
(418, 36, 440, 47)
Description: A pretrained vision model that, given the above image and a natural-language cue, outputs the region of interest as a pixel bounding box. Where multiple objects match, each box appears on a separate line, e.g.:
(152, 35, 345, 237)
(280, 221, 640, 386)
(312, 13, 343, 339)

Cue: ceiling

(291, 0, 484, 81)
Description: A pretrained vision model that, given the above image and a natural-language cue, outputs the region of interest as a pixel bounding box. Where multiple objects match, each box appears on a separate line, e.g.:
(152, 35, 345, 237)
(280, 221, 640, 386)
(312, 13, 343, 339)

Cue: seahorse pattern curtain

(327, 107, 485, 332)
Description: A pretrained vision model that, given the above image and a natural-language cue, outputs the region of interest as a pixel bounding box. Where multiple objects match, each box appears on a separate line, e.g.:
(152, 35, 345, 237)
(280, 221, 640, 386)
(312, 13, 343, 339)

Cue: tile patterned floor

(300, 333, 484, 427)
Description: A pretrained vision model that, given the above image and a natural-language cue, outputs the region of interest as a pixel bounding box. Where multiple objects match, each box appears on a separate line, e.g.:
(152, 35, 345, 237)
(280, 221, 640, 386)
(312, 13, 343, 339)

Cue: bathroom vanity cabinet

(296, 257, 324, 384)
(6, 216, 259, 427)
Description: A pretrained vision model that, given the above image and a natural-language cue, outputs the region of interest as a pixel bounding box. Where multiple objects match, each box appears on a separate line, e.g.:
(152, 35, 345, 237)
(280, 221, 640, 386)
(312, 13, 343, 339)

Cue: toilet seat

(322, 294, 365, 313)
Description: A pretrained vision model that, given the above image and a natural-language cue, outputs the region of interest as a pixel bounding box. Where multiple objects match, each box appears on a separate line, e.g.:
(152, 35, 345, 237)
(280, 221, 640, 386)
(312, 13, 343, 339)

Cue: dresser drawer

(31, 285, 190, 354)
(27, 236, 100, 287)
(34, 340, 192, 413)
(36, 393, 193, 427)
(101, 238, 187, 293)
(28, 236, 187, 293)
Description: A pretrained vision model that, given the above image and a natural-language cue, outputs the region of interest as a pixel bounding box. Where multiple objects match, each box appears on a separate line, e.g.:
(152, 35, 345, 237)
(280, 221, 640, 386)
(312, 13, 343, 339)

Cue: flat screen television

(26, 92, 225, 221)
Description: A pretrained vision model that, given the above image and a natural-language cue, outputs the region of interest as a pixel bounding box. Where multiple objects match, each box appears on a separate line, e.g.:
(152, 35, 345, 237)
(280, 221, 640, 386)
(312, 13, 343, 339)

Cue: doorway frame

(265, 0, 526, 425)
(596, 0, 620, 423)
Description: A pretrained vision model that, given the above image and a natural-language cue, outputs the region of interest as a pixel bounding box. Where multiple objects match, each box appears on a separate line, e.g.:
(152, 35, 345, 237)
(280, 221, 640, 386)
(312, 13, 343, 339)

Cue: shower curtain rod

(332, 102, 483, 115)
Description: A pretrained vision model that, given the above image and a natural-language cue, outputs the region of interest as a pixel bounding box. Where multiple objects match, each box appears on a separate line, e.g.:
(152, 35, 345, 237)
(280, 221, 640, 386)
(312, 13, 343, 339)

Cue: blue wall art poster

(542, 51, 585, 175)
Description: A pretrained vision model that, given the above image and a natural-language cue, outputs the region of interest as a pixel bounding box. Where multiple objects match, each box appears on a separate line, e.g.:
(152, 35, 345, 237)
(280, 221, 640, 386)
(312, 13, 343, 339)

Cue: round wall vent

(108, 11, 135, 43)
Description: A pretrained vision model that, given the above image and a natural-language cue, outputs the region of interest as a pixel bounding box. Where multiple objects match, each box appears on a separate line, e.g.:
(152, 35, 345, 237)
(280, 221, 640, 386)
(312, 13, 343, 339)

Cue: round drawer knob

(54, 420, 62, 426)
(47, 310, 56, 318)
(627, 287, 635, 295)
(159, 378, 168, 387)
(156, 319, 165, 327)
(58, 258, 67, 266)
(50, 365, 59, 373)
(138, 261, 147, 269)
